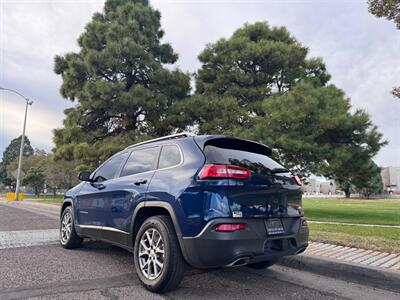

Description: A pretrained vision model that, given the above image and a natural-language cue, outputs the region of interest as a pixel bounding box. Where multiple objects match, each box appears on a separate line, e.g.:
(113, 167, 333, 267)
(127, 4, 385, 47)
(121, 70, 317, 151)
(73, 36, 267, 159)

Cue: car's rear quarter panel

(146, 138, 211, 237)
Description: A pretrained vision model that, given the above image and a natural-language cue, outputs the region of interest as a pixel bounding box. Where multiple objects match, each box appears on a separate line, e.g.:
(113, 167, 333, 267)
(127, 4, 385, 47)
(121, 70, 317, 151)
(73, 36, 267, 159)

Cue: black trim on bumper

(181, 218, 309, 269)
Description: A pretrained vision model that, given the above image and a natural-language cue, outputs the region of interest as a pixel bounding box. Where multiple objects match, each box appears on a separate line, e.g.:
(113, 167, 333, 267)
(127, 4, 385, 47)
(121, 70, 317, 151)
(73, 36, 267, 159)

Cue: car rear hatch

(195, 136, 304, 222)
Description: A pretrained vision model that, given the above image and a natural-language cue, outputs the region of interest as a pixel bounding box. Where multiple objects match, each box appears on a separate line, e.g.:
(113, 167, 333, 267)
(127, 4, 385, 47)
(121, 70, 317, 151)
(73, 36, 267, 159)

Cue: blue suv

(60, 133, 308, 292)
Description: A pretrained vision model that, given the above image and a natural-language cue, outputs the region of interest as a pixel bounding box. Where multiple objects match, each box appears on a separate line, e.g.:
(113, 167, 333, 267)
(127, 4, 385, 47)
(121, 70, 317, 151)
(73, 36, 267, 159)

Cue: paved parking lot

(0, 204, 57, 231)
(0, 201, 399, 300)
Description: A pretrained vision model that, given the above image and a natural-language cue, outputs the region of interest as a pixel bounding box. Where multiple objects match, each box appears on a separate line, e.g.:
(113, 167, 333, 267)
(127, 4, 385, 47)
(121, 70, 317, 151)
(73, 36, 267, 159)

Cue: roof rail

(126, 132, 195, 149)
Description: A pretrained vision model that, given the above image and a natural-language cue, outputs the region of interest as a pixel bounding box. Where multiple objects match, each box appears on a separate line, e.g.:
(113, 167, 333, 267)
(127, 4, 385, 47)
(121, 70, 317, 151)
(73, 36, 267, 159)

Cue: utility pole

(0, 87, 33, 200)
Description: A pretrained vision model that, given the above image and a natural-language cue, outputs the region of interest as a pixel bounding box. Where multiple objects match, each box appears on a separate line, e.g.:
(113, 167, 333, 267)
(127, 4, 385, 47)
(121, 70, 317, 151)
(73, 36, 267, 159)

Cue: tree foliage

(53, 0, 190, 168)
(23, 166, 45, 196)
(368, 0, 400, 99)
(52, 4, 387, 197)
(195, 22, 330, 117)
(392, 86, 400, 98)
(336, 159, 383, 198)
(6, 149, 47, 195)
(178, 22, 386, 190)
(6, 149, 47, 186)
(0, 136, 33, 186)
(0, 162, 6, 187)
(43, 158, 79, 193)
(368, 0, 400, 29)
(242, 83, 385, 179)
(170, 94, 247, 134)
(353, 160, 383, 198)
(7, 149, 80, 195)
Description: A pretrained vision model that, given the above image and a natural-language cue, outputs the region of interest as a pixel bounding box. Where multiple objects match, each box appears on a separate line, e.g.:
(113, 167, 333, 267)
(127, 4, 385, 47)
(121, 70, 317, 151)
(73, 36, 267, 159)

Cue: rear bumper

(180, 217, 309, 269)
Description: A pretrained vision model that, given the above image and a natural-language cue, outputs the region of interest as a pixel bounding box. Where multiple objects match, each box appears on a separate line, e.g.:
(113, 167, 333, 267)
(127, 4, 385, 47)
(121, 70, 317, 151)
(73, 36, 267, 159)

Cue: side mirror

(78, 171, 92, 182)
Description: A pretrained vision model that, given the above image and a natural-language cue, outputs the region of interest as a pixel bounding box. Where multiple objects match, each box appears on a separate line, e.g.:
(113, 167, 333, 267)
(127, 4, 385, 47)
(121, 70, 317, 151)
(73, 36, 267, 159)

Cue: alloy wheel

(138, 228, 165, 280)
(60, 211, 72, 244)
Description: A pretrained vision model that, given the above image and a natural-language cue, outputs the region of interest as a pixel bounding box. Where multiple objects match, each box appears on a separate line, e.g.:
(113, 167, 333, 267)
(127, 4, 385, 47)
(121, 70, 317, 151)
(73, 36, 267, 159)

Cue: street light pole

(0, 87, 33, 200)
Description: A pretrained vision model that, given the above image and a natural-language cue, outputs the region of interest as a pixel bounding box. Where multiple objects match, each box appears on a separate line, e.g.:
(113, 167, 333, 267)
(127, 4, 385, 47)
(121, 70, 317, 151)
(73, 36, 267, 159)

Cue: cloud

(0, 95, 62, 150)
(1, 0, 399, 167)
(1, 0, 103, 152)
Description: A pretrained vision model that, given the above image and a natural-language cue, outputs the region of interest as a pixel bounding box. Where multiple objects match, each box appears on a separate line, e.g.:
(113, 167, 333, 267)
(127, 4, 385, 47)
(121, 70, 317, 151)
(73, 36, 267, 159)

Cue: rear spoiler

(271, 168, 289, 174)
(194, 135, 272, 157)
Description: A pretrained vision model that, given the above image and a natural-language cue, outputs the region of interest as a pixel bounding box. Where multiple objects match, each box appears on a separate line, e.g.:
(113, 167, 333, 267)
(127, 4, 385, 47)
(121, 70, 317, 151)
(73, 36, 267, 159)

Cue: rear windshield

(204, 145, 285, 175)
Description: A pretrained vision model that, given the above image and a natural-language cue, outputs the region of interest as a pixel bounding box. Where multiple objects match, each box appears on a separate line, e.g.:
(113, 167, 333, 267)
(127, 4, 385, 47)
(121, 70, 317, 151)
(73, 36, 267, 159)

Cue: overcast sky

(0, 0, 399, 167)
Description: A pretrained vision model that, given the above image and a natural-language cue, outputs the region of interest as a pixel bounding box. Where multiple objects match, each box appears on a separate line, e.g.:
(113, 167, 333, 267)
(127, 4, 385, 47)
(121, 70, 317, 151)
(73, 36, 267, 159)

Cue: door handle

(134, 179, 147, 185)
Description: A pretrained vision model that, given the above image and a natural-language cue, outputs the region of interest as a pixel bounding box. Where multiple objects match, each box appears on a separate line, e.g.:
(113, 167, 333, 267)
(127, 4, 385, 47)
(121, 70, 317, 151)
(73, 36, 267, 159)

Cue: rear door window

(158, 145, 182, 169)
(120, 147, 160, 177)
(204, 145, 284, 175)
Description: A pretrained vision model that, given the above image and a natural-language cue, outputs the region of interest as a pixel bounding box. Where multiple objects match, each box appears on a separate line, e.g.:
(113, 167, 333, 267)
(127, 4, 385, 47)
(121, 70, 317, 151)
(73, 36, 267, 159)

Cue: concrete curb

(279, 254, 400, 293)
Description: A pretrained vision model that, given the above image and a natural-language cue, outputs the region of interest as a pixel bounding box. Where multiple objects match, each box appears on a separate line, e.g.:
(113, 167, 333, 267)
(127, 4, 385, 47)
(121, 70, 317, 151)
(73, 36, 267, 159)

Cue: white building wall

(386, 167, 400, 192)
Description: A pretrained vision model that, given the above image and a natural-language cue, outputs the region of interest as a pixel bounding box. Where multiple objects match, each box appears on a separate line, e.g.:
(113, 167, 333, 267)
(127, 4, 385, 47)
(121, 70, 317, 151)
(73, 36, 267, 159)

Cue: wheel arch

(129, 201, 190, 263)
(60, 198, 74, 216)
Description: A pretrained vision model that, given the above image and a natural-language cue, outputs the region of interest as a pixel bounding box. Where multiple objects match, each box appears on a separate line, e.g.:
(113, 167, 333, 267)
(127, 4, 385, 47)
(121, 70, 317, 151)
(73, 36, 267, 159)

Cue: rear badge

(232, 211, 243, 218)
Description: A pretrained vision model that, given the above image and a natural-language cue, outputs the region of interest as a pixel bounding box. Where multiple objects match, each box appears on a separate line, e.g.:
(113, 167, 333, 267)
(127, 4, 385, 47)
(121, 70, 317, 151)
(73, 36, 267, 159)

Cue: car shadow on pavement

(74, 240, 322, 299)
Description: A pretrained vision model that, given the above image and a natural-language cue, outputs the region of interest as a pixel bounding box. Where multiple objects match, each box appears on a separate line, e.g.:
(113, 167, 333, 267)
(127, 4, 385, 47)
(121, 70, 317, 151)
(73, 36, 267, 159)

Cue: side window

(158, 145, 182, 169)
(94, 152, 128, 182)
(120, 147, 160, 177)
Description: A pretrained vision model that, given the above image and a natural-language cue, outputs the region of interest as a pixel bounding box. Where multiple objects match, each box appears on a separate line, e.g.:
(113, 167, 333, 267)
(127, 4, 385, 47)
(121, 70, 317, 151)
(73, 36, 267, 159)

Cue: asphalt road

(0, 201, 399, 300)
(0, 204, 57, 231)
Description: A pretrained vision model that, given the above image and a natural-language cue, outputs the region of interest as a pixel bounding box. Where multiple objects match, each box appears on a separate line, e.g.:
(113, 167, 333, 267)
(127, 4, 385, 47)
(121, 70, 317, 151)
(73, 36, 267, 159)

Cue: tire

(60, 206, 82, 249)
(246, 258, 280, 269)
(134, 215, 186, 293)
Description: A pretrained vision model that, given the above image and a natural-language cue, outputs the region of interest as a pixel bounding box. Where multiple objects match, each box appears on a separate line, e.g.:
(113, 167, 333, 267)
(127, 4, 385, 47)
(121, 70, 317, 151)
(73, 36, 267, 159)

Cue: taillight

(293, 175, 302, 186)
(215, 223, 246, 232)
(199, 164, 250, 179)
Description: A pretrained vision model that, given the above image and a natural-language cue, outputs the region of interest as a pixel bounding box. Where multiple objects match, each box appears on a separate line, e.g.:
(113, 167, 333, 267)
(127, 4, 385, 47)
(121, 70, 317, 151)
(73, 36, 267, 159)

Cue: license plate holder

(265, 219, 285, 235)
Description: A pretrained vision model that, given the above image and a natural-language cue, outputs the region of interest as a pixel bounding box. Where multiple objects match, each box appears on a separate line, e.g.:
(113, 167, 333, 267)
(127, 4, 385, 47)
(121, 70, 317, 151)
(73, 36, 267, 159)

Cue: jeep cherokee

(59, 133, 308, 292)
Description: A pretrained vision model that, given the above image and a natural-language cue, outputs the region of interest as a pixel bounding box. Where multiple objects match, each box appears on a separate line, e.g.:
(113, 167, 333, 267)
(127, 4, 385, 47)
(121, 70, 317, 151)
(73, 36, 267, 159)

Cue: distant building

(320, 181, 337, 195)
(303, 178, 338, 195)
(303, 178, 320, 194)
(381, 166, 400, 194)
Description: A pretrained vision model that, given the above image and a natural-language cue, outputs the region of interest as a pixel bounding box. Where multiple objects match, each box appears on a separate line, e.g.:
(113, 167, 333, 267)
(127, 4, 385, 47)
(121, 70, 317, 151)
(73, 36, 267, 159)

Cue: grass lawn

(37, 198, 63, 205)
(309, 223, 400, 254)
(25, 195, 63, 205)
(304, 198, 400, 253)
(303, 198, 400, 225)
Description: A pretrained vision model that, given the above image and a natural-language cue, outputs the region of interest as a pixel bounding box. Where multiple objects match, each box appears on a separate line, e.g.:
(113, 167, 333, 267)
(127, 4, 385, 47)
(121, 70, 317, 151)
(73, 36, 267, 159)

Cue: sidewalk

(304, 241, 400, 271)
